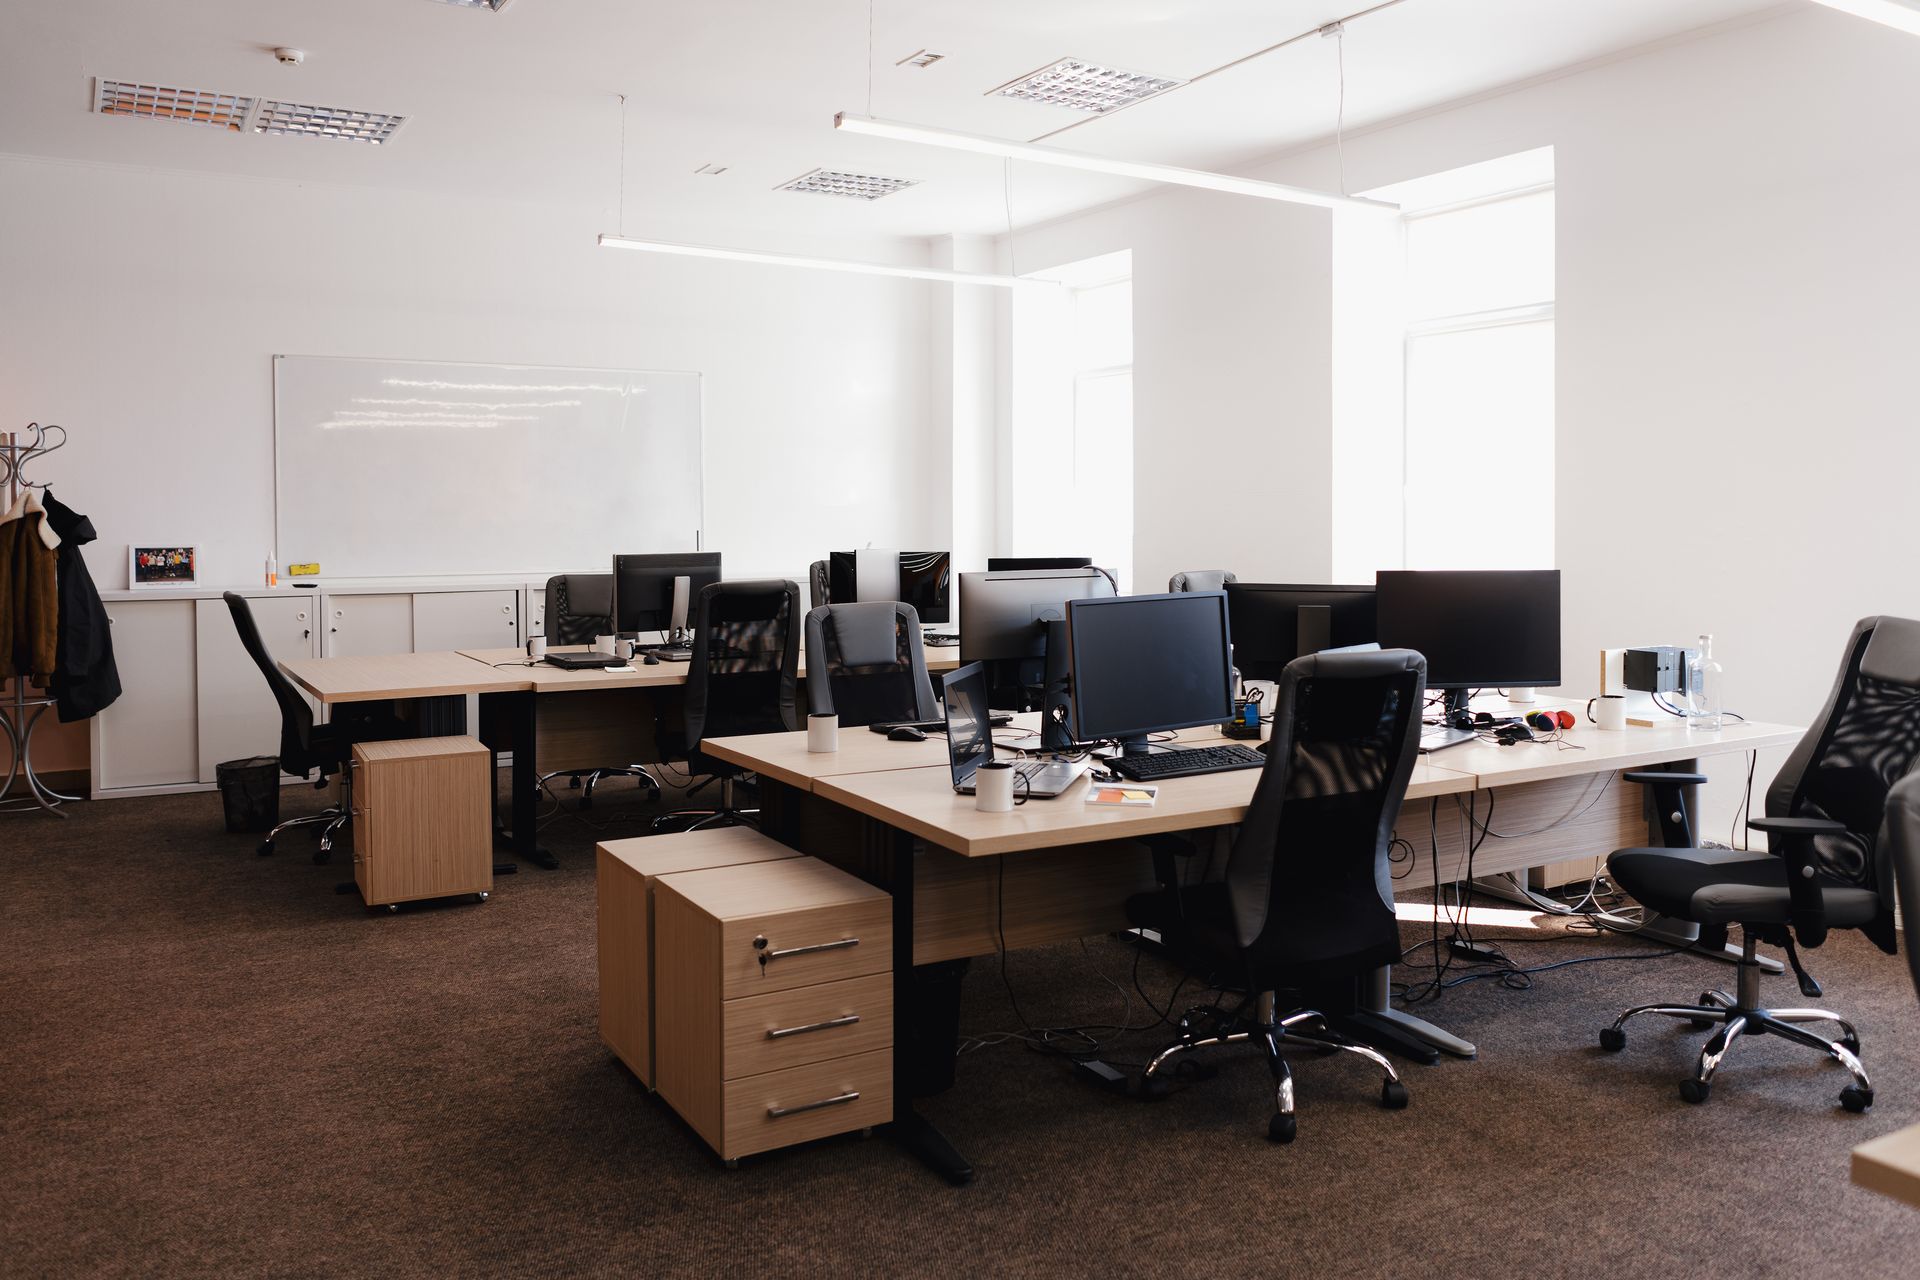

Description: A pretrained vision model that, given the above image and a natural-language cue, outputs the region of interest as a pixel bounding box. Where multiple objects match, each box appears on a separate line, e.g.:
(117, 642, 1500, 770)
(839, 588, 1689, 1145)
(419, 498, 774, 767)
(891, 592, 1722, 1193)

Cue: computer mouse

(888, 726, 928, 742)
(643, 653, 661, 666)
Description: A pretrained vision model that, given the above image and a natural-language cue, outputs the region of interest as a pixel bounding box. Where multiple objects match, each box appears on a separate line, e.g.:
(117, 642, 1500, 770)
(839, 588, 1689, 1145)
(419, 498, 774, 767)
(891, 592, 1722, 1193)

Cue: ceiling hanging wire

(616, 93, 628, 236)
(1330, 24, 1349, 197)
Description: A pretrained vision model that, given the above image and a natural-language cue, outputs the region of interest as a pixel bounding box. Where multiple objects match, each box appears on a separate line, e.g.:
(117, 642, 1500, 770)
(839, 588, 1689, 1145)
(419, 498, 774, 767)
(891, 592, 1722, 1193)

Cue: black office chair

(804, 602, 939, 728)
(225, 593, 401, 864)
(1128, 647, 1426, 1143)
(654, 580, 801, 831)
(808, 559, 832, 614)
(1169, 570, 1237, 593)
(539, 573, 661, 807)
(1600, 615, 1920, 1110)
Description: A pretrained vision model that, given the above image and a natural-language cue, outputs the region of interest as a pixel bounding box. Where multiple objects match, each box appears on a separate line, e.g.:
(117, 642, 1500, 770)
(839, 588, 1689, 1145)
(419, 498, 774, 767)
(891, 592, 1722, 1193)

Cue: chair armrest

(1746, 816, 1849, 837)
(1621, 770, 1709, 787)
(1748, 816, 1848, 946)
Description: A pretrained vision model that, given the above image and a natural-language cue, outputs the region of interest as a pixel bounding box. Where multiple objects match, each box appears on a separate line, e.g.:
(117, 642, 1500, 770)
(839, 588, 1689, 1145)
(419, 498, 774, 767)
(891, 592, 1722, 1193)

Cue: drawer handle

(766, 1091, 859, 1119)
(755, 936, 859, 966)
(765, 1013, 859, 1041)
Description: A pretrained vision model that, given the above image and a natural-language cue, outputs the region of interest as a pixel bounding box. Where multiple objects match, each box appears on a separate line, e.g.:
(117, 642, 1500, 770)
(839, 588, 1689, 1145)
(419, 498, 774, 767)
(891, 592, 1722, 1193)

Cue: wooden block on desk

(654, 857, 892, 1162)
(1854, 1122, 1920, 1210)
(596, 829, 800, 1090)
(350, 736, 492, 907)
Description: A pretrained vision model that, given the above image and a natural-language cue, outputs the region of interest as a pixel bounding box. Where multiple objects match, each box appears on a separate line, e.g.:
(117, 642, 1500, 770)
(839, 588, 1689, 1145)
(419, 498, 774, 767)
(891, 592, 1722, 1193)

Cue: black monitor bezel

(1065, 590, 1236, 743)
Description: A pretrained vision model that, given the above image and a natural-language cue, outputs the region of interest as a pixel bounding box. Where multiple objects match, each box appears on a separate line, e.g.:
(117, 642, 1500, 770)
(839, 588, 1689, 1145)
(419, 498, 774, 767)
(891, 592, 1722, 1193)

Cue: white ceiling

(0, 0, 1792, 242)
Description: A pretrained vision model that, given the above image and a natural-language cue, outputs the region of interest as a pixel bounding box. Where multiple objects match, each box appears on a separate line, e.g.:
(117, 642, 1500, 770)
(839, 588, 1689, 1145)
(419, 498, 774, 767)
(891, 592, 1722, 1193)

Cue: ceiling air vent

(254, 100, 407, 145)
(94, 80, 255, 132)
(777, 168, 918, 200)
(990, 58, 1185, 113)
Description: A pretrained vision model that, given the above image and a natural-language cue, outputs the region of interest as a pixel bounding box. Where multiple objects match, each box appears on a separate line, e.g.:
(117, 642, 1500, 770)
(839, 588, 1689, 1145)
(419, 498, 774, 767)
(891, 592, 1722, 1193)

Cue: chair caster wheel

(384, 904, 399, 915)
(1267, 1114, 1297, 1144)
(569, 777, 582, 790)
(257, 840, 275, 857)
(475, 892, 489, 903)
(1841, 1035, 1861, 1056)
(1679, 1079, 1711, 1105)
(1381, 1080, 1409, 1110)
(1599, 1027, 1626, 1052)
(1840, 1086, 1874, 1113)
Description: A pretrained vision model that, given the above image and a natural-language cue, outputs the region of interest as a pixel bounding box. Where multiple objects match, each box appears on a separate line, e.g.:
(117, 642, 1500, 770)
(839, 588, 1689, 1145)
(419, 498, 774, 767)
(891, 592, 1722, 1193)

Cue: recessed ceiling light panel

(95, 79, 255, 132)
(776, 167, 918, 200)
(896, 49, 946, 68)
(254, 100, 406, 144)
(990, 57, 1185, 113)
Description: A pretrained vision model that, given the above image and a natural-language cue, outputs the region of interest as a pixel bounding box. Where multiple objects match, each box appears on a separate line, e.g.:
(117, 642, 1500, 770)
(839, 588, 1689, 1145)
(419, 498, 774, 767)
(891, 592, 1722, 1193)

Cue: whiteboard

(274, 356, 703, 578)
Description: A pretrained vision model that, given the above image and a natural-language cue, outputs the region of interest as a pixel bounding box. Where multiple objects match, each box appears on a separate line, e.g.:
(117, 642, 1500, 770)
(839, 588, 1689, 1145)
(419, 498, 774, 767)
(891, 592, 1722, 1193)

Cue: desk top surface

(806, 754, 1476, 858)
(781, 714, 1798, 859)
(280, 651, 530, 703)
(699, 714, 1270, 793)
(283, 642, 964, 701)
(1853, 1122, 1920, 1210)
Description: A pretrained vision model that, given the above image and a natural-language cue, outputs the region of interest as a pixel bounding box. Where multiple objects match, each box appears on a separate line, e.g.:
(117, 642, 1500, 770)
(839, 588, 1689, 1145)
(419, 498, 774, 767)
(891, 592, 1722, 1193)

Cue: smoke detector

(273, 48, 305, 66)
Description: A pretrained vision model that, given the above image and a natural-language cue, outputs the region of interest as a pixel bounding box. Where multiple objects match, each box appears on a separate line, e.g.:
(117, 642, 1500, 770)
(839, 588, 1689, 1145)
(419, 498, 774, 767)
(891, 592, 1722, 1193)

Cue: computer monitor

(827, 550, 952, 625)
(958, 567, 1116, 712)
(612, 552, 722, 640)
(1374, 569, 1561, 713)
(1065, 591, 1235, 751)
(1225, 583, 1377, 681)
(986, 556, 1093, 572)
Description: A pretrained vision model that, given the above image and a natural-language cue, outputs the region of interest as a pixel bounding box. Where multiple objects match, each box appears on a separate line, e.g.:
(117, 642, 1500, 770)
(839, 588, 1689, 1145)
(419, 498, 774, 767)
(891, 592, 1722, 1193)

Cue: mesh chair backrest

(686, 580, 801, 747)
(1769, 617, 1920, 903)
(809, 560, 832, 613)
(1225, 649, 1425, 960)
(546, 574, 612, 647)
(223, 592, 313, 769)
(805, 602, 938, 727)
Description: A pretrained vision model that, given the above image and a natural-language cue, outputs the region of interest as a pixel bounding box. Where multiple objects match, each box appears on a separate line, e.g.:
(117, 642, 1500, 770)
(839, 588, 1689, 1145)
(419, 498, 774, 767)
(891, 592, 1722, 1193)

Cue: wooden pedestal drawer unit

(597, 828, 800, 1090)
(653, 857, 893, 1164)
(349, 736, 492, 908)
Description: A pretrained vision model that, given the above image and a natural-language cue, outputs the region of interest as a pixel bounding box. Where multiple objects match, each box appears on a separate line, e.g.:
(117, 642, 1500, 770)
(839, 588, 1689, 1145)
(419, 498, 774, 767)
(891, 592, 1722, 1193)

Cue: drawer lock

(754, 935, 859, 968)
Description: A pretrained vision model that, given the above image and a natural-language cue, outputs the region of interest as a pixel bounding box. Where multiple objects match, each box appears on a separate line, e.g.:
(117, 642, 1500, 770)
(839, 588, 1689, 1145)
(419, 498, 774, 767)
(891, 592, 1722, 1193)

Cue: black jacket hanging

(40, 490, 121, 722)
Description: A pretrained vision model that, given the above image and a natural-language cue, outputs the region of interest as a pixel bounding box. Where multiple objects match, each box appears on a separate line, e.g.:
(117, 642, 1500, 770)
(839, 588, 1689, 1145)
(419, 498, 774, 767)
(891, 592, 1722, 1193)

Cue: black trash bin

(216, 757, 282, 833)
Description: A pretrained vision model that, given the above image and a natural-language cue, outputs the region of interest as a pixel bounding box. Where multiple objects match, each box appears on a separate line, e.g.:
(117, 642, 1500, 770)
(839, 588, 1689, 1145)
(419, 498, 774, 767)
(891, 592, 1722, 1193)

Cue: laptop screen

(943, 662, 994, 789)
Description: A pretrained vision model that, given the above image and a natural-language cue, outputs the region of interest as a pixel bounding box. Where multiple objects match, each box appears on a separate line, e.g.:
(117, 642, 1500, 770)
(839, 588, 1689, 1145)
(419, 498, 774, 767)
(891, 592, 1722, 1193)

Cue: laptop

(943, 662, 1087, 799)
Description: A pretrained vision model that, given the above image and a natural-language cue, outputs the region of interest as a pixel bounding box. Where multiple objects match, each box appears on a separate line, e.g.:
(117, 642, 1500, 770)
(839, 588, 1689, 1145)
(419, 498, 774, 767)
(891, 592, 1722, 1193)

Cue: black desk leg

(481, 690, 554, 870)
(881, 825, 974, 1187)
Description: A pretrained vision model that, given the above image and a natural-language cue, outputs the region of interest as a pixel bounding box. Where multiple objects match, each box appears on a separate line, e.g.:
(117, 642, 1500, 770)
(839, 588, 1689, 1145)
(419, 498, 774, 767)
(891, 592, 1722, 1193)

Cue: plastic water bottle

(1687, 633, 1723, 731)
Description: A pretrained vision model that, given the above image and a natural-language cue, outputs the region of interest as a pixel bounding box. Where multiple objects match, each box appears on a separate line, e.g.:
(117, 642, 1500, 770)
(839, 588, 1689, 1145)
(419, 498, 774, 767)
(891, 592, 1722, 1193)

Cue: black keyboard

(1108, 743, 1266, 782)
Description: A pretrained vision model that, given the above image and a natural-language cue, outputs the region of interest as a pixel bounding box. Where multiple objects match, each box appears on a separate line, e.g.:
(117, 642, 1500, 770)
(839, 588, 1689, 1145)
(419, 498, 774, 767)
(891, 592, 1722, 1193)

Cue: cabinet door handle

(765, 1014, 859, 1041)
(766, 1091, 859, 1119)
(754, 936, 858, 966)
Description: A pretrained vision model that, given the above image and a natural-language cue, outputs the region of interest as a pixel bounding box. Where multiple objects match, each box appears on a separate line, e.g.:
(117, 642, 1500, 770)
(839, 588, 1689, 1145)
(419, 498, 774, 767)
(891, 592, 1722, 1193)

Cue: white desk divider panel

(274, 356, 704, 579)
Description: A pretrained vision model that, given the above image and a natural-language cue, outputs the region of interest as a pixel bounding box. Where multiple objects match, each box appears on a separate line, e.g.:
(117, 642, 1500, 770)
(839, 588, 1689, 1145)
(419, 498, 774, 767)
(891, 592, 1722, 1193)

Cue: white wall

(0, 153, 941, 590)
(1002, 6, 1920, 834)
(997, 188, 1334, 594)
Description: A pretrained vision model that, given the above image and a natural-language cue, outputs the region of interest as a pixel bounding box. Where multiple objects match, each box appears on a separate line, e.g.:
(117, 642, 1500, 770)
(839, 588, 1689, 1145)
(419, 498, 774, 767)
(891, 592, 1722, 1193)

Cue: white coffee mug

(975, 761, 1018, 813)
(526, 635, 547, 661)
(1587, 694, 1628, 731)
(807, 712, 839, 754)
(593, 634, 617, 656)
(617, 637, 639, 662)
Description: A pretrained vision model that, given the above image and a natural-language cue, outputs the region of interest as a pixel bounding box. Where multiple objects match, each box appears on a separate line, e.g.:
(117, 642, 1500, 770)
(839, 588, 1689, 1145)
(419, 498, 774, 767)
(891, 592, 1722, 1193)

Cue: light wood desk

(1854, 1123, 1920, 1210)
(281, 651, 530, 704)
(714, 709, 1798, 1184)
(456, 642, 965, 691)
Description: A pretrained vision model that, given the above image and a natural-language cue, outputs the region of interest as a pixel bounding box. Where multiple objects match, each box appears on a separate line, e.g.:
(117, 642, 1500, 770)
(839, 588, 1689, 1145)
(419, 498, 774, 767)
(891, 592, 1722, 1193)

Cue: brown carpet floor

(6, 775, 1920, 1279)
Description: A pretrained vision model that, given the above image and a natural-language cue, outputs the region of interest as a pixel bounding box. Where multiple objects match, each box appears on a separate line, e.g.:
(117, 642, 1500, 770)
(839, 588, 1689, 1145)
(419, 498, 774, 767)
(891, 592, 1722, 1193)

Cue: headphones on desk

(1527, 710, 1575, 733)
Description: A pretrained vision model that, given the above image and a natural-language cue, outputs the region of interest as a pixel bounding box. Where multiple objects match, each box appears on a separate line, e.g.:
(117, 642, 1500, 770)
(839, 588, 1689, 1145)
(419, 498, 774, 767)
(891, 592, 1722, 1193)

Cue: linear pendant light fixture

(1808, 0, 1920, 36)
(834, 113, 1398, 213)
(596, 234, 1047, 287)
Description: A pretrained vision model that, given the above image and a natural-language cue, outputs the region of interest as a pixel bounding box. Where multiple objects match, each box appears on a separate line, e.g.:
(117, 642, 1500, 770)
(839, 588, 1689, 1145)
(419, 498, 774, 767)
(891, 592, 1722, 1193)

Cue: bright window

(1010, 252, 1134, 590)
(1401, 181, 1555, 570)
